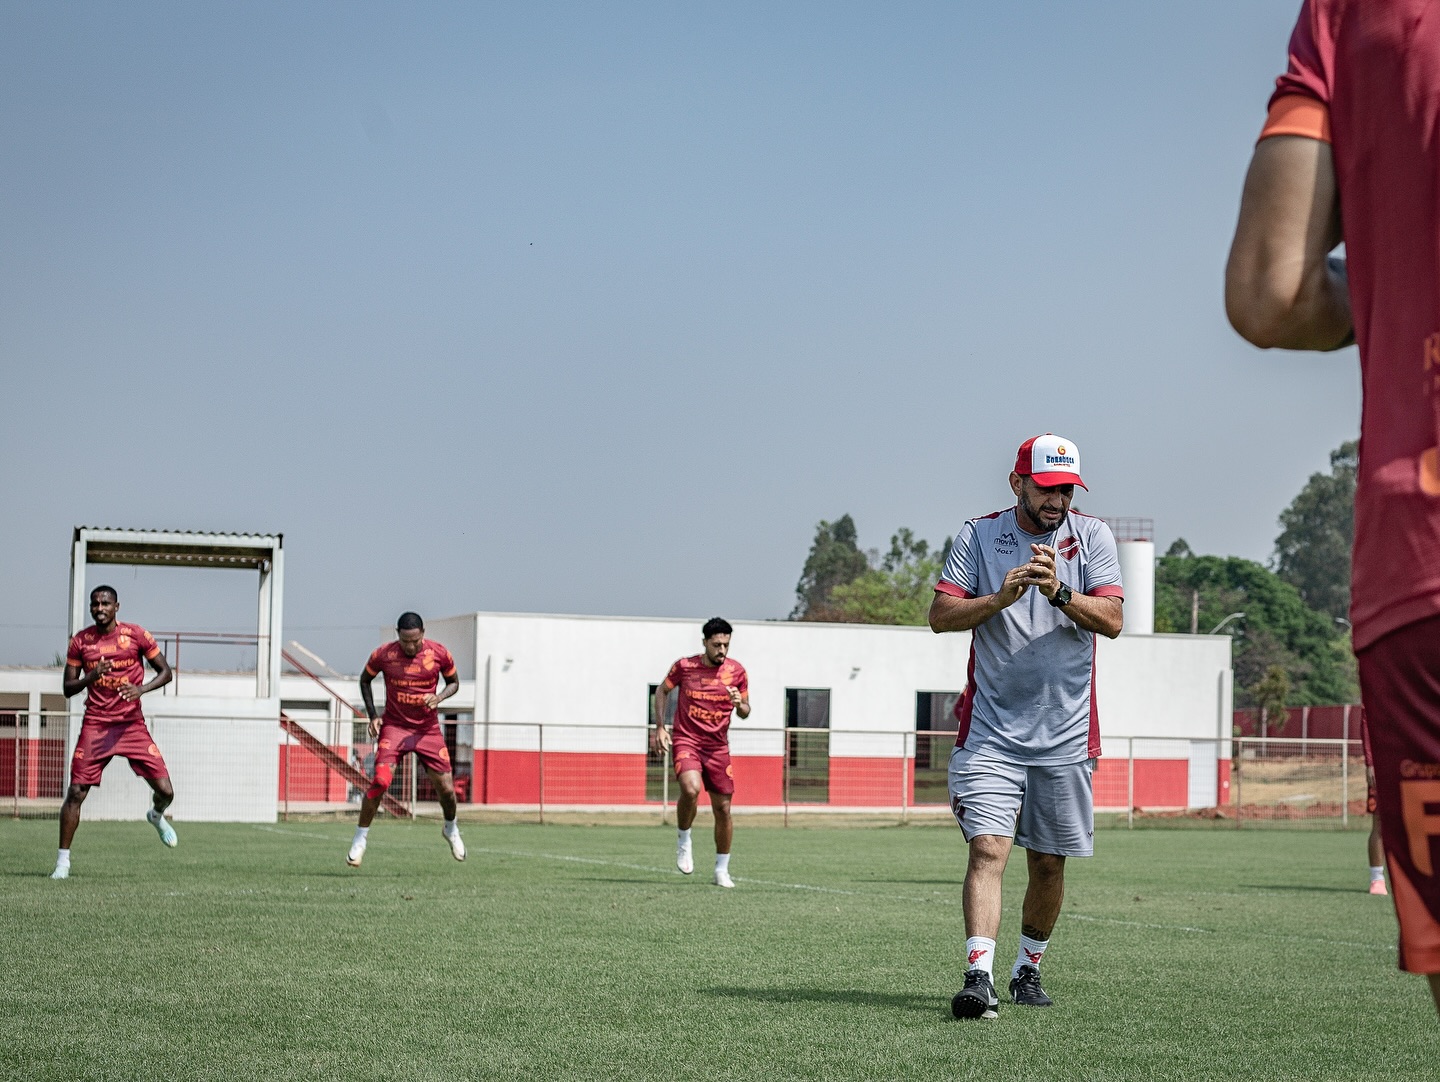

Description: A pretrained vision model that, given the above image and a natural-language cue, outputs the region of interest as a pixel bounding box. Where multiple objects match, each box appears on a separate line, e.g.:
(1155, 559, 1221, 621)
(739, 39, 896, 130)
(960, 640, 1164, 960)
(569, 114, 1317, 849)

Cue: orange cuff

(1260, 94, 1331, 144)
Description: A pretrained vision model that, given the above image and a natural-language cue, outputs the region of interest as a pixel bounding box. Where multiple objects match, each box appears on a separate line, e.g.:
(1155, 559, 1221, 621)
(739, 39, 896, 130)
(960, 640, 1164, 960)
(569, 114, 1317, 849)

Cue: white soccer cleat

(676, 837, 694, 875)
(147, 809, 178, 848)
(713, 867, 735, 889)
(50, 863, 70, 880)
(443, 825, 466, 862)
(347, 836, 367, 868)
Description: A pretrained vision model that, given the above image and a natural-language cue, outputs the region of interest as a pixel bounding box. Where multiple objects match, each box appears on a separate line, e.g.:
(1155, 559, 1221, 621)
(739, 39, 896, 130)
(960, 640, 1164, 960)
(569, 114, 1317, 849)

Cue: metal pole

(283, 721, 290, 822)
(537, 723, 545, 826)
(783, 727, 790, 829)
(1236, 737, 1243, 830)
(1127, 737, 1135, 830)
(1341, 726, 1350, 829)
(12, 714, 19, 820)
(900, 731, 909, 826)
(661, 742, 670, 826)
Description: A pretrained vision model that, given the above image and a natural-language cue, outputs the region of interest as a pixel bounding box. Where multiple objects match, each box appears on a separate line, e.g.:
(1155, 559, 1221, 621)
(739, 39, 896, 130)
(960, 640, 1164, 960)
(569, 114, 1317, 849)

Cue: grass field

(1, 818, 1431, 1081)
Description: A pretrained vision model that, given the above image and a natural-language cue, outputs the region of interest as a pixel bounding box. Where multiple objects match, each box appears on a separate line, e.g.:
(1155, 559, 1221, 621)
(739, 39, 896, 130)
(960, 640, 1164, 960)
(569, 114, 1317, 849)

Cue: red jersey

(364, 639, 457, 728)
(665, 655, 747, 744)
(1265, 0, 1440, 651)
(66, 622, 162, 725)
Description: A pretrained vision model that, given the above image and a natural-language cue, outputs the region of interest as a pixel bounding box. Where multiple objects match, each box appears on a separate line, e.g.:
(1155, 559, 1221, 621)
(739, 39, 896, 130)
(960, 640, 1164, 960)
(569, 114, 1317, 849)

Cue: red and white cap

(1014, 433, 1087, 490)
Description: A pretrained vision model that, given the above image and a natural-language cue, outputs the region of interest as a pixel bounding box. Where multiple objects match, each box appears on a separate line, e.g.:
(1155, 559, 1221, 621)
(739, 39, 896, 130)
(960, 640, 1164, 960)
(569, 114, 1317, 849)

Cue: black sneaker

(1008, 964, 1053, 1007)
(951, 969, 999, 1020)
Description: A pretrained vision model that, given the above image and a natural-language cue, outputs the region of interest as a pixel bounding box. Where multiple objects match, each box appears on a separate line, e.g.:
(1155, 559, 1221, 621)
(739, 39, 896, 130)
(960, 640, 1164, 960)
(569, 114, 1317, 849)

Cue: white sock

(353, 826, 369, 842)
(715, 852, 731, 874)
(1370, 865, 1386, 883)
(965, 936, 996, 977)
(678, 828, 692, 846)
(443, 818, 459, 836)
(55, 848, 70, 867)
(147, 808, 161, 821)
(1013, 933, 1049, 977)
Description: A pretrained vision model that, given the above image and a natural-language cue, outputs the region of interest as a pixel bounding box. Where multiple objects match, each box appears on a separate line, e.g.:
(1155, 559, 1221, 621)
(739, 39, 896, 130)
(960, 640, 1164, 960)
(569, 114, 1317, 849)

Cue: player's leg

(125, 726, 177, 847)
(423, 766, 466, 861)
(700, 746, 737, 886)
(143, 776, 178, 847)
(350, 731, 400, 867)
(53, 783, 91, 878)
(1007, 759, 1095, 1007)
(948, 747, 1025, 1019)
(672, 740, 704, 874)
(1366, 768, 1387, 894)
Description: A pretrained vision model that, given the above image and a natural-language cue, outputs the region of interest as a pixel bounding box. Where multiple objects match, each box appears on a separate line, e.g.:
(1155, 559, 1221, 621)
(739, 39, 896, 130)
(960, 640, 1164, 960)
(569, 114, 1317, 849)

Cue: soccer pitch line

(250, 825, 1397, 953)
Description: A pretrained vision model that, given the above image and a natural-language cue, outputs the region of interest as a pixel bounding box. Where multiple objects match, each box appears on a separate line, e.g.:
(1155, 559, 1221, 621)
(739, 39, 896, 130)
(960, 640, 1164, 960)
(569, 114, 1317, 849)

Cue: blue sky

(0, 1, 1357, 668)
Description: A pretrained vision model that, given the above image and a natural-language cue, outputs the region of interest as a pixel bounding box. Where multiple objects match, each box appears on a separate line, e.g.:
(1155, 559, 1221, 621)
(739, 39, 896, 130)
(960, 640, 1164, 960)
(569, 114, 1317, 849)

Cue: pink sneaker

(1369, 879, 1389, 896)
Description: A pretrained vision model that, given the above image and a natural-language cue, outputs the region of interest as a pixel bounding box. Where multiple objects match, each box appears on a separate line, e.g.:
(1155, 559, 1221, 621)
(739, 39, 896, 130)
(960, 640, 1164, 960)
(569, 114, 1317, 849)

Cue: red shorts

(672, 739, 734, 796)
(1358, 614, 1440, 973)
(375, 723, 452, 776)
(70, 720, 169, 788)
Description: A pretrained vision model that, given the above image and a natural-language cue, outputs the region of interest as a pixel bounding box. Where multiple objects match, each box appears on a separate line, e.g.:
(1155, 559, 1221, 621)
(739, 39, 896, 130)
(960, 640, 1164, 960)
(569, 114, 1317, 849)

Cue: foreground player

(651, 618, 749, 888)
(929, 435, 1123, 1019)
(53, 585, 176, 879)
(1226, 0, 1440, 1011)
(347, 613, 464, 867)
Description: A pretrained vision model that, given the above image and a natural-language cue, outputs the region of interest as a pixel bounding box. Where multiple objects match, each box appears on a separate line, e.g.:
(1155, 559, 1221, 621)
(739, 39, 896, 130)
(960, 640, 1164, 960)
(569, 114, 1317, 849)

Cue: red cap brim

(1029, 471, 1087, 490)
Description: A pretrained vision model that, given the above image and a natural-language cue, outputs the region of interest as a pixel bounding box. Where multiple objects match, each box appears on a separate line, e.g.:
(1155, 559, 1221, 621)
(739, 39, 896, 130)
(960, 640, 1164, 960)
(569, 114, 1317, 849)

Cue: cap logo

(1056, 445, 1066, 455)
(1044, 454, 1075, 466)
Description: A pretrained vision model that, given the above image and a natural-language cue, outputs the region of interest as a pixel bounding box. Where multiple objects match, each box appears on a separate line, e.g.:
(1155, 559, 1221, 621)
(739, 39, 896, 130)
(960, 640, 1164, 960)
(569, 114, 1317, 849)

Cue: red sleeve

(734, 665, 748, 696)
(138, 627, 162, 660)
(1088, 585, 1125, 599)
(364, 648, 384, 677)
(934, 580, 973, 599)
(438, 644, 457, 678)
(664, 660, 683, 689)
(65, 634, 83, 669)
(1269, 0, 1334, 114)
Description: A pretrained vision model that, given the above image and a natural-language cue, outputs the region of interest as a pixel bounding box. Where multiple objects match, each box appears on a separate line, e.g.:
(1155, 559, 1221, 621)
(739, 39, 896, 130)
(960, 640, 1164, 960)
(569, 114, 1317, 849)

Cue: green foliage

(828, 528, 949, 626)
(791, 514, 869, 621)
(1155, 546, 1357, 706)
(1251, 664, 1291, 735)
(1273, 440, 1356, 621)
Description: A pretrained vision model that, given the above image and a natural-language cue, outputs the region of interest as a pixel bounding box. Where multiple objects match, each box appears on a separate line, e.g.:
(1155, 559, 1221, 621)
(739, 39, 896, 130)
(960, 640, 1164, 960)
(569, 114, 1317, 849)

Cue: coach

(929, 433, 1123, 1020)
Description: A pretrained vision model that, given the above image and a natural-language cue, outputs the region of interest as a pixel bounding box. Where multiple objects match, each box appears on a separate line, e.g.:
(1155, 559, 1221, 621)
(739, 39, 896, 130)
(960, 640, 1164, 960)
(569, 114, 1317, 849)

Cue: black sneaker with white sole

(1008, 964, 1053, 1007)
(951, 969, 999, 1020)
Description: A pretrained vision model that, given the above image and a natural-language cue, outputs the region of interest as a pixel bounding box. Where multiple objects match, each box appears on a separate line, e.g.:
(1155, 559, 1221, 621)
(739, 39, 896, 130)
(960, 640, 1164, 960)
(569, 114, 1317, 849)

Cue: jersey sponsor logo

(1058, 536, 1079, 561)
(994, 531, 1018, 555)
(1400, 775, 1440, 876)
(1400, 759, 1440, 779)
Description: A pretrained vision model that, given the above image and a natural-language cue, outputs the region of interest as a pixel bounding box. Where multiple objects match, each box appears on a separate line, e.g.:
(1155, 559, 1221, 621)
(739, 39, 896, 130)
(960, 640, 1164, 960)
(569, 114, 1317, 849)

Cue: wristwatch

(1049, 583, 1073, 608)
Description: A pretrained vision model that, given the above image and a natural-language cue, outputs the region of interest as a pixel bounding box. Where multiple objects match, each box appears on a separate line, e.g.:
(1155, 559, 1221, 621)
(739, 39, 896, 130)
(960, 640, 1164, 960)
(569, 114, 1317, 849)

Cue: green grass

(0, 819, 1431, 1081)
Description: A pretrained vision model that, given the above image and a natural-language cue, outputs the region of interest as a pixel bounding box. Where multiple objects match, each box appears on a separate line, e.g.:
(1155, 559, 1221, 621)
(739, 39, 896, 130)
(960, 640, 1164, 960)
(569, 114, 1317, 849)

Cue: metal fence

(3, 714, 1375, 828)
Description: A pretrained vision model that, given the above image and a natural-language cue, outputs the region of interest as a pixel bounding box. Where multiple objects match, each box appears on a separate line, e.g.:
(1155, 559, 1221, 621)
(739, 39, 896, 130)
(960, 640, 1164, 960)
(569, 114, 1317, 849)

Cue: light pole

(1208, 612, 1245, 635)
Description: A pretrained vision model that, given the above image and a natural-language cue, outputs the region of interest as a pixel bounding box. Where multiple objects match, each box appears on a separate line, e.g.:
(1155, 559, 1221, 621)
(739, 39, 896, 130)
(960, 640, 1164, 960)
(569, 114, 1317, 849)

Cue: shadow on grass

(1243, 883, 1372, 895)
(863, 878, 961, 887)
(704, 985, 942, 1013)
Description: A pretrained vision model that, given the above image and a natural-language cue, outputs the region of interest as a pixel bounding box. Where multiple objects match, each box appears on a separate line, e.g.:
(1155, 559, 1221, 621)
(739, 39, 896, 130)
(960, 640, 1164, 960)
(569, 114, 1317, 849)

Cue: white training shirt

(937, 508, 1124, 765)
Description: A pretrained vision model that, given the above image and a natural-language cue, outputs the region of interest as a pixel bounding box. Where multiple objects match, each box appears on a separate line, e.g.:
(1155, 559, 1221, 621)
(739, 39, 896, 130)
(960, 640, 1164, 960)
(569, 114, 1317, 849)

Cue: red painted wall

(0, 738, 66, 798)
(278, 744, 349, 802)
(1093, 757, 1190, 808)
(829, 757, 911, 806)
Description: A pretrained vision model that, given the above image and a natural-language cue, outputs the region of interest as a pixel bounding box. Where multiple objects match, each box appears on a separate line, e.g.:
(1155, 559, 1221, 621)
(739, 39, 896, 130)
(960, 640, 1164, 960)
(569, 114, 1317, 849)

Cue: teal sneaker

(147, 809, 178, 847)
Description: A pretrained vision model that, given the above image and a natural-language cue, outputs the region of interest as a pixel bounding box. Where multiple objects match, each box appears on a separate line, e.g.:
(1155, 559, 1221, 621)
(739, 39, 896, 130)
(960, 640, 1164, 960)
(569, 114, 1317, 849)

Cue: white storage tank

(1106, 518, 1155, 635)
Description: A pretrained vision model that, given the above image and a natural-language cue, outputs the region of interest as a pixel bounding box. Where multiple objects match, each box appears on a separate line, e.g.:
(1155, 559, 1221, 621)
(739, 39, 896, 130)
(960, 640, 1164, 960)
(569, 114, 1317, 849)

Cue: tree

(1154, 550, 1356, 705)
(1251, 664, 1291, 738)
(1273, 440, 1357, 622)
(791, 515, 868, 621)
(828, 528, 949, 625)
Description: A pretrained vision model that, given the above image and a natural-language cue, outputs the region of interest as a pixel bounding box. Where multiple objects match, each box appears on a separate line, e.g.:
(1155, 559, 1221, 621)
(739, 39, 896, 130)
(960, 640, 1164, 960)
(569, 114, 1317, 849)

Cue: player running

(347, 613, 464, 868)
(1226, 0, 1440, 1013)
(929, 434, 1123, 1019)
(52, 585, 177, 880)
(651, 617, 749, 889)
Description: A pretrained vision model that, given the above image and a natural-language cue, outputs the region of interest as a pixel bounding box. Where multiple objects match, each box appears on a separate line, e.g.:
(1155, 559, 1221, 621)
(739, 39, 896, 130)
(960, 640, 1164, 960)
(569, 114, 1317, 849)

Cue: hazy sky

(0, 1, 1357, 669)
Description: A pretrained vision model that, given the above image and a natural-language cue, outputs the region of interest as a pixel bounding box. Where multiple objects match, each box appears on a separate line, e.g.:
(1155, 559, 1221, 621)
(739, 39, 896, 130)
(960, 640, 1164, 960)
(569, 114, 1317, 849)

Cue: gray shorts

(947, 747, 1096, 857)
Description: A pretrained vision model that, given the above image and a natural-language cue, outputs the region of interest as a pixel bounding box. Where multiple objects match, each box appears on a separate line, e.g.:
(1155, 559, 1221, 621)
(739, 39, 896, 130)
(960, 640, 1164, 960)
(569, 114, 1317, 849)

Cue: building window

(915, 691, 961, 804)
(785, 688, 830, 803)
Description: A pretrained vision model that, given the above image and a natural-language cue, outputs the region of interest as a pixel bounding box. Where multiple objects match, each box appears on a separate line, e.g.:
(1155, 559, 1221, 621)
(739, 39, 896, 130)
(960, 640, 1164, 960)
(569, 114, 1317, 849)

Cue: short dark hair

(396, 612, 424, 631)
(90, 585, 118, 602)
(702, 617, 732, 640)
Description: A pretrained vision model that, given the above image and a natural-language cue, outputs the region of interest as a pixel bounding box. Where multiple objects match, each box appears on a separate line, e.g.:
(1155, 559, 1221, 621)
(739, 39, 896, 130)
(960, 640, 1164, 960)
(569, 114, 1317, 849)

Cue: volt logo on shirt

(994, 531, 1018, 555)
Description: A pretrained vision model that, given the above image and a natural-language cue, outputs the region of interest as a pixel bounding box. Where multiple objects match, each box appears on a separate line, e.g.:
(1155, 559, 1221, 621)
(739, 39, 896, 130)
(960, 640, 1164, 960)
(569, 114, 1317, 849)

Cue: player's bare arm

(726, 684, 751, 720)
(928, 565, 1032, 633)
(62, 658, 112, 697)
(650, 678, 674, 753)
(424, 671, 460, 711)
(359, 670, 382, 738)
(118, 651, 174, 702)
(1023, 544, 1123, 639)
(1226, 134, 1351, 351)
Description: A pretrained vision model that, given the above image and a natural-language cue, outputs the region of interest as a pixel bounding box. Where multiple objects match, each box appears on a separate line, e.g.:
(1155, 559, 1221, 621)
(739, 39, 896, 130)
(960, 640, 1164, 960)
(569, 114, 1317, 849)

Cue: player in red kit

(651, 617, 749, 888)
(348, 612, 463, 867)
(52, 585, 175, 880)
(1226, 0, 1440, 1012)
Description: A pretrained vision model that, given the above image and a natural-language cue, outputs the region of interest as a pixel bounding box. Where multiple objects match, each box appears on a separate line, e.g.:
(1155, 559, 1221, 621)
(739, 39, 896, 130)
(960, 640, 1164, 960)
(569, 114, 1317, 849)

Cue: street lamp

(1208, 612, 1245, 635)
